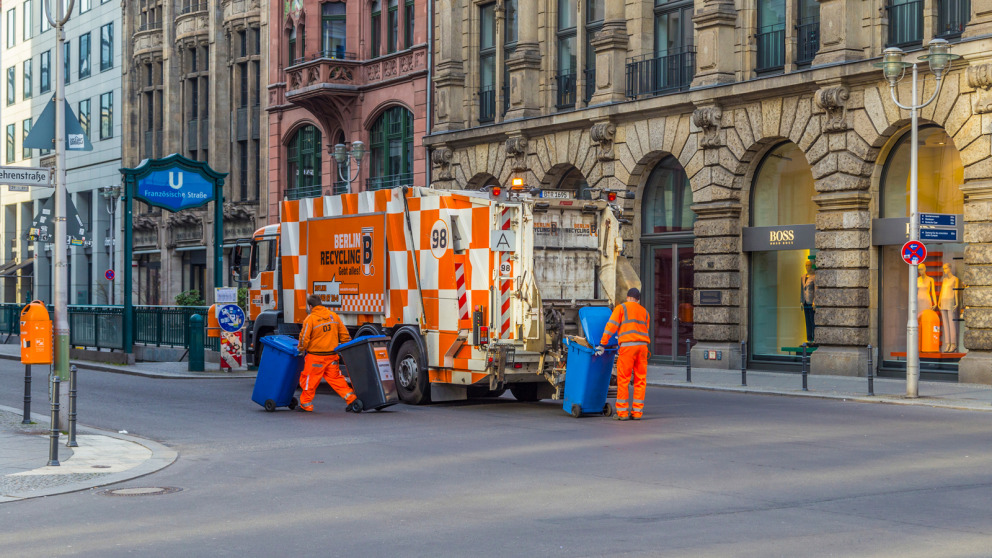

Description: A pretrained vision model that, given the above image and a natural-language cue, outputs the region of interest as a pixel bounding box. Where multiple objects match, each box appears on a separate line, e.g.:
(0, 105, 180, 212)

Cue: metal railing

(755, 23, 786, 73)
(583, 67, 596, 104)
(795, 18, 819, 66)
(137, 21, 163, 32)
(479, 86, 496, 123)
(555, 70, 577, 110)
(332, 181, 350, 195)
(179, 3, 206, 14)
(286, 51, 358, 68)
(625, 48, 695, 99)
(887, 0, 923, 48)
(285, 184, 323, 200)
(367, 173, 412, 191)
(936, 0, 970, 39)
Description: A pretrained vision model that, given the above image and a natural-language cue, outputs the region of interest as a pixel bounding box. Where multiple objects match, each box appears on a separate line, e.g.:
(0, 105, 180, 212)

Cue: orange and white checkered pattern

(279, 187, 501, 382)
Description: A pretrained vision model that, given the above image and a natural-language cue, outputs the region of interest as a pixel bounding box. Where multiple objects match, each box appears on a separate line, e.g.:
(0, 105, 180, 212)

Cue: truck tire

(394, 340, 431, 405)
(509, 383, 542, 402)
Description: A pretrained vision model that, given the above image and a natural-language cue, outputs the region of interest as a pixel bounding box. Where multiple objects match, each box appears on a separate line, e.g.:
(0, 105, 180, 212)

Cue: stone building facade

(425, 0, 992, 383)
(266, 0, 428, 208)
(121, 0, 269, 304)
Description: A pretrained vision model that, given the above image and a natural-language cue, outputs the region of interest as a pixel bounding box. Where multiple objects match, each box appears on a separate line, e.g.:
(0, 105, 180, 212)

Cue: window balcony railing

(478, 85, 496, 124)
(583, 67, 596, 104)
(625, 48, 695, 99)
(554, 70, 577, 111)
(178, 3, 207, 15)
(795, 18, 819, 66)
(755, 23, 786, 73)
(936, 0, 970, 39)
(285, 184, 322, 200)
(887, 0, 924, 48)
(332, 181, 350, 195)
(137, 21, 163, 32)
(367, 173, 413, 191)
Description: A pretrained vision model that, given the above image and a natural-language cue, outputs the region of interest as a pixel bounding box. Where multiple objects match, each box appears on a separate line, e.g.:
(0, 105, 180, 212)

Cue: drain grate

(102, 486, 182, 497)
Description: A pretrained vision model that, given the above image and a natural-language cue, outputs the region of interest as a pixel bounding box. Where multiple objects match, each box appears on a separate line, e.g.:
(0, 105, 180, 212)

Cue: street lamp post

(100, 185, 122, 305)
(332, 141, 366, 192)
(875, 39, 959, 398)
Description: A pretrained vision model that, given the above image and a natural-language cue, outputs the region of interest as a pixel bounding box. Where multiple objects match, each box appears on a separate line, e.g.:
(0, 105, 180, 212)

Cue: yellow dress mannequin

(938, 263, 960, 353)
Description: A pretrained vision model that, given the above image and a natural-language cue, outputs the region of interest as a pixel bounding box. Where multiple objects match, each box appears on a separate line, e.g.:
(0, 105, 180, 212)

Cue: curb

(0, 352, 256, 380)
(0, 404, 179, 502)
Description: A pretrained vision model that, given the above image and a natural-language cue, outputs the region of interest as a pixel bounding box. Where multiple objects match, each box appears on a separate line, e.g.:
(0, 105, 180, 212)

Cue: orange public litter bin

(919, 309, 941, 354)
(207, 304, 220, 338)
(20, 301, 52, 364)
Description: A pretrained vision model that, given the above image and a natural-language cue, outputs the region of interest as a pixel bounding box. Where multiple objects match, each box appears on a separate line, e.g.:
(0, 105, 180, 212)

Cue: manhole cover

(102, 487, 182, 497)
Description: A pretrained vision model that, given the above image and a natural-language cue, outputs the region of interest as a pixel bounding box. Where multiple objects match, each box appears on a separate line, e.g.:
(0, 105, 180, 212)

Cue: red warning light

(491, 186, 502, 197)
(607, 191, 617, 202)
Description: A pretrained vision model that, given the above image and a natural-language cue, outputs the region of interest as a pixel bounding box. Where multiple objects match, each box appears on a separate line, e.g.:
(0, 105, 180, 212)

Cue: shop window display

(879, 127, 965, 371)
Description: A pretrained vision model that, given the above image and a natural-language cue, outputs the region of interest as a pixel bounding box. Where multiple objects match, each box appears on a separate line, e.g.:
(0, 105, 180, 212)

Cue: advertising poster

(307, 214, 386, 314)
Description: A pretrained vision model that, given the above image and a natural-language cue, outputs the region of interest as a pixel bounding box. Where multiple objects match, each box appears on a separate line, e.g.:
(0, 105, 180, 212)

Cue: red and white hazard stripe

(455, 262, 469, 321)
(499, 208, 512, 339)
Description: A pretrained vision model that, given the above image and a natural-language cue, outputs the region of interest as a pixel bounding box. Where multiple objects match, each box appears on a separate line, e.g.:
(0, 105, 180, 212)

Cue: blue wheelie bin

(251, 335, 305, 412)
(562, 306, 618, 417)
(334, 335, 398, 412)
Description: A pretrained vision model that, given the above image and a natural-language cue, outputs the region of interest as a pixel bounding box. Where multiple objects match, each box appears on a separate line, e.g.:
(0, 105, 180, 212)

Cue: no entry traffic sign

(902, 241, 927, 265)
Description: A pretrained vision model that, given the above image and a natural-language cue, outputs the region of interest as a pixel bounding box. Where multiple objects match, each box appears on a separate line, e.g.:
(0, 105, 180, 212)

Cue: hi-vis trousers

(615, 345, 648, 418)
(299, 354, 357, 411)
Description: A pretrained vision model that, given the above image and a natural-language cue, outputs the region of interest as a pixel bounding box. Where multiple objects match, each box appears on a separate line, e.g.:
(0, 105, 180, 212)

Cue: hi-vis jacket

(601, 302, 651, 347)
(298, 306, 352, 355)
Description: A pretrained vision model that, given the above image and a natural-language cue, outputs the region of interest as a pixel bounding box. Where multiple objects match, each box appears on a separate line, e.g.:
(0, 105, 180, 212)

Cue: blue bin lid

(260, 335, 300, 353)
(579, 306, 616, 346)
(335, 335, 390, 352)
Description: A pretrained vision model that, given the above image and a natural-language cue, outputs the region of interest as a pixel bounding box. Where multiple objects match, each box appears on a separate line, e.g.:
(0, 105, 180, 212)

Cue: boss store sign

(742, 224, 816, 252)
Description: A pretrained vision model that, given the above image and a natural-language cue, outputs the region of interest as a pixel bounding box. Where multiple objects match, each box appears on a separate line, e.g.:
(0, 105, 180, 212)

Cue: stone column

(962, 1, 992, 39)
(809, 85, 873, 376)
(589, 2, 627, 105)
(958, 181, 992, 384)
(433, 0, 465, 132)
(812, 0, 865, 65)
(505, 0, 541, 119)
(692, 0, 737, 87)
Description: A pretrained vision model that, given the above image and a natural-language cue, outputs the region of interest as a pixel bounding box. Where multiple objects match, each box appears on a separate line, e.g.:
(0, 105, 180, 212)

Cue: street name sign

(0, 166, 52, 187)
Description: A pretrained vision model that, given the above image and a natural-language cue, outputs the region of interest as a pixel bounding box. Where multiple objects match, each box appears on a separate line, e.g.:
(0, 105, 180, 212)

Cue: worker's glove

(594, 345, 605, 357)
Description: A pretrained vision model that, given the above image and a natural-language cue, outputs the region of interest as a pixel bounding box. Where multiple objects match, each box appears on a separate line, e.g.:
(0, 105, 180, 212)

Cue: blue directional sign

(920, 228, 959, 242)
(136, 168, 215, 212)
(217, 304, 246, 333)
(920, 213, 957, 227)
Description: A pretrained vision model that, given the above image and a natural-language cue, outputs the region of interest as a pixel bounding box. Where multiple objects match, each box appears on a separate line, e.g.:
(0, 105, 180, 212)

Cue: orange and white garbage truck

(236, 186, 638, 404)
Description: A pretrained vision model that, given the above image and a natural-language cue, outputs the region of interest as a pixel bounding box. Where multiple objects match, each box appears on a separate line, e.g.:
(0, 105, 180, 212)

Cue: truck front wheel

(394, 340, 431, 405)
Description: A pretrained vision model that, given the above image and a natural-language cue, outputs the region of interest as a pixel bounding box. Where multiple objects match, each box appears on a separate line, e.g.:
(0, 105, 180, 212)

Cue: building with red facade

(266, 0, 428, 212)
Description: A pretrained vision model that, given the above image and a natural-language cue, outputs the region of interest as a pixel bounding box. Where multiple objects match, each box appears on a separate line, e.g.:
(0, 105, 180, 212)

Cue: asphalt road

(1, 363, 991, 557)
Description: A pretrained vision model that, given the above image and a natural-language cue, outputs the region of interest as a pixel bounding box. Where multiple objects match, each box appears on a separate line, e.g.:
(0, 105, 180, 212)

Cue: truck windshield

(250, 239, 276, 278)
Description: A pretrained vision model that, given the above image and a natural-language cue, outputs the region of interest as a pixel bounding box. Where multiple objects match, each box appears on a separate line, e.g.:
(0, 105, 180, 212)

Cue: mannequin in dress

(917, 263, 936, 318)
(801, 260, 816, 343)
(939, 263, 960, 352)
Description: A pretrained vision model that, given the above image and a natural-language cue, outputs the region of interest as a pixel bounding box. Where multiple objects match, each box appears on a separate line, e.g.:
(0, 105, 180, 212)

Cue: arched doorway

(639, 155, 695, 363)
(745, 142, 817, 365)
(876, 126, 965, 374)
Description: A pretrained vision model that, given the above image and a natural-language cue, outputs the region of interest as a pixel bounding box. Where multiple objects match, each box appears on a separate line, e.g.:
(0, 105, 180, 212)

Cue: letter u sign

(169, 172, 184, 190)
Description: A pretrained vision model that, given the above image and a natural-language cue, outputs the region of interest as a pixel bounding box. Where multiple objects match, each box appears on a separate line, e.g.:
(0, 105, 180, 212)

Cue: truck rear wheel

(394, 340, 431, 405)
(509, 383, 542, 402)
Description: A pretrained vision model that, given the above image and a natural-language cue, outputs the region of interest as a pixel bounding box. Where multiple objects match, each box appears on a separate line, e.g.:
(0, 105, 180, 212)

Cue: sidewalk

(0, 404, 177, 503)
(646, 362, 992, 412)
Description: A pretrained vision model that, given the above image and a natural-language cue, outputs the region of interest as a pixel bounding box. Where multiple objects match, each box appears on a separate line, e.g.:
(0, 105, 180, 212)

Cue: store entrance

(644, 241, 694, 363)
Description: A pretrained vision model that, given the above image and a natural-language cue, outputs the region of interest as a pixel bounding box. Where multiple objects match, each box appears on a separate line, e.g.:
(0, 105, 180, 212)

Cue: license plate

(540, 190, 572, 199)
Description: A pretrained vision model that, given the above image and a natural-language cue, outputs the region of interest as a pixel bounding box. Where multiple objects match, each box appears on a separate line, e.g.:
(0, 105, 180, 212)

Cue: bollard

(685, 338, 692, 383)
(22, 364, 31, 424)
(189, 314, 205, 372)
(801, 343, 809, 391)
(48, 376, 60, 467)
(867, 343, 874, 396)
(740, 340, 747, 386)
(67, 365, 78, 447)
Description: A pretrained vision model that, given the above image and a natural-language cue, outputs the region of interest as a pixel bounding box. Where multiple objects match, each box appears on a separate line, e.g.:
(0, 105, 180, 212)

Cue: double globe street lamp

(332, 140, 366, 193)
(874, 38, 960, 398)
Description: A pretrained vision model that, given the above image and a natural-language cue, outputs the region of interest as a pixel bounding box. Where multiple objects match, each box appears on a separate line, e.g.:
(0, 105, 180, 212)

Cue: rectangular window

(40, 1, 50, 32)
(64, 41, 70, 83)
(6, 67, 14, 105)
(239, 141, 249, 200)
(478, 3, 496, 123)
(78, 0, 90, 13)
(252, 27, 260, 55)
(321, 2, 346, 58)
(239, 29, 247, 57)
(99, 92, 112, 139)
(22, 59, 31, 99)
(371, 0, 381, 57)
(253, 61, 260, 106)
(40, 50, 50, 92)
(78, 98, 90, 138)
(556, 0, 577, 109)
(6, 124, 15, 163)
(79, 33, 90, 78)
(387, 0, 398, 53)
(23, 1, 32, 40)
(100, 23, 112, 71)
(404, 0, 414, 48)
(6, 9, 15, 48)
(239, 62, 248, 108)
(288, 27, 296, 65)
(22, 118, 31, 158)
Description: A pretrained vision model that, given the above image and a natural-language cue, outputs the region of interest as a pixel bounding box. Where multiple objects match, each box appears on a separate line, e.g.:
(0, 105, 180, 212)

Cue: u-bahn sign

(129, 155, 222, 212)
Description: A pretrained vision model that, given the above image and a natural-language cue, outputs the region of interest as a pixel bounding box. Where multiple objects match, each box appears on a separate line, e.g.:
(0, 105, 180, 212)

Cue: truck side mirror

(233, 245, 243, 267)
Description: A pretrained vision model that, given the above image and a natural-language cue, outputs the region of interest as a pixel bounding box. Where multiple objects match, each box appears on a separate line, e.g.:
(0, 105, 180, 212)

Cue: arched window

(286, 124, 322, 199)
(751, 142, 816, 226)
(882, 126, 963, 217)
(368, 106, 413, 190)
(641, 155, 695, 234)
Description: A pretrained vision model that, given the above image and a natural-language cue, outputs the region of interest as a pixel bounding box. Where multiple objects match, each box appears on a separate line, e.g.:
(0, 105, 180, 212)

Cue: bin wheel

(288, 398, 298, 411)
(264, 399, 276, 412)
(570, 404, 582, 418)
(603, 403, 613, 417)
(348, 399, 364, 413)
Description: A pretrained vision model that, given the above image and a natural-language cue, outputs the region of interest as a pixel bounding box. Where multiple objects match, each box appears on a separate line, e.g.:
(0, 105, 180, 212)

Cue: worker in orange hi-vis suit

(596, 288, 651, 421)
(297, 294, 360, 413)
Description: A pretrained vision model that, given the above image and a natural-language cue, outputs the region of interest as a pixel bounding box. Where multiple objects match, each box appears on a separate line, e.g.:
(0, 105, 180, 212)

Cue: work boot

(614, 413, 629, 421)
(631, 413, 642, 420)
(297, 406, 313, 413)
